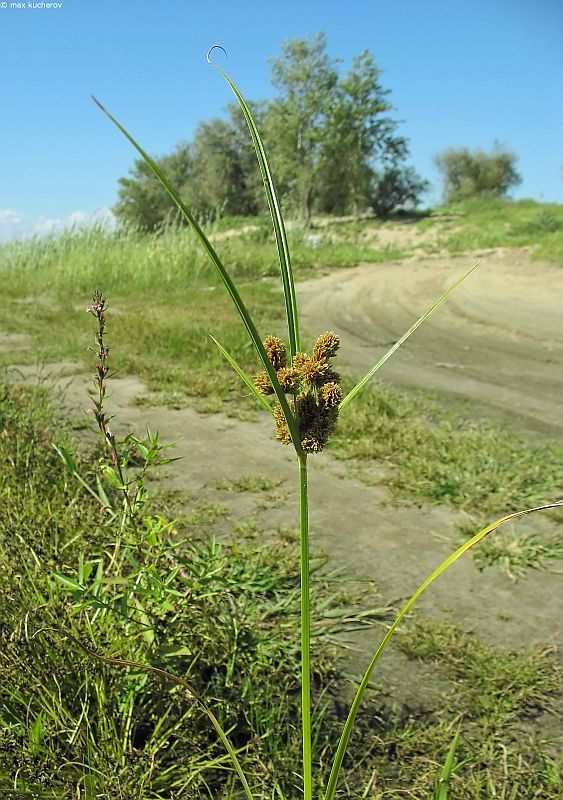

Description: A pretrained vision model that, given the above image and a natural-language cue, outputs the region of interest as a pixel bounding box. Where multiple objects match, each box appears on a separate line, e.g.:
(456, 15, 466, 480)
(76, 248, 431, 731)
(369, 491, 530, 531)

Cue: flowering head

(254, 332, 342, 454)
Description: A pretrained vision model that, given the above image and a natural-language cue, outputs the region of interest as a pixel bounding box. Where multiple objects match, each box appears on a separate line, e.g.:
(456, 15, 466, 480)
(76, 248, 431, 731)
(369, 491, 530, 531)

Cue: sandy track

(299, 249, 563, 438)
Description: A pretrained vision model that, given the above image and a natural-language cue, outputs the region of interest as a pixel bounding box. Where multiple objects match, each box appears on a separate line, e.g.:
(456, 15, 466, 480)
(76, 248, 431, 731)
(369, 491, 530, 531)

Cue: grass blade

(93, 96, 302, 455)
(339, 262, 479, 412)
(209, 334, 274, 416)
(323, 499, 563, 800)
(435, 729, 460, 800)
(208, 52, 300, 358)
(35, 627, 255, 800)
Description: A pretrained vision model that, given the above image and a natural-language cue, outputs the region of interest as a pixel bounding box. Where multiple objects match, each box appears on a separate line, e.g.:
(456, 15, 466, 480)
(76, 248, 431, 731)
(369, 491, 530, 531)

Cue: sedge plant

(81, 52, 563, 800)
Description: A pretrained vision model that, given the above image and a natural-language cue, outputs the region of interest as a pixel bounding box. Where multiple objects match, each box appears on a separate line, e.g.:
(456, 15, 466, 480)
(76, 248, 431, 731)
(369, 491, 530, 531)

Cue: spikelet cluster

(254, 331, 342, 453)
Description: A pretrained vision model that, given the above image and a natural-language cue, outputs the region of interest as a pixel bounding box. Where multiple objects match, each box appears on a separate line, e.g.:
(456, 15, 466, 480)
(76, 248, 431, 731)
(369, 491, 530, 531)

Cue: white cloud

(0, 207, 117, 243)
(0, 209, 25, 225)
(34, 208, 116, 234)
(0, 208, 27, 241)
(34, 215, 62, 234)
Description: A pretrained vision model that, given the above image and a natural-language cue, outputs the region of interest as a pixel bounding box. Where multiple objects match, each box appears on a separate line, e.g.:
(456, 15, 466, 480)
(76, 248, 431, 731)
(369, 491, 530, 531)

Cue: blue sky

(0, 0, 561, 239)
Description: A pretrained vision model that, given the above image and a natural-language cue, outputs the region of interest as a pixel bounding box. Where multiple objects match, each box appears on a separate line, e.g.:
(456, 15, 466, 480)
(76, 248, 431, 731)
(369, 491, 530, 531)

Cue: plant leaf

(435, 729, 460, 800)
(53, 443, 77, 474)
(339, 262, 479, 412)
(53, 573, 84, 592)
(210, 334, 274, 416)
(208, 52, 300, 357)
(101, 465, 125, 491)
(93, 96, 302, 455)
(29, 712, 44, 755)
(323, 499, 563, 800)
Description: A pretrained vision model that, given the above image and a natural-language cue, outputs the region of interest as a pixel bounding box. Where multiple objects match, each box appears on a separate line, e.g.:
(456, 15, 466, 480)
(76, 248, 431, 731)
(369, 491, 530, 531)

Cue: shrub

(369, 165, 429, 217)
(434, 142, 522, 202)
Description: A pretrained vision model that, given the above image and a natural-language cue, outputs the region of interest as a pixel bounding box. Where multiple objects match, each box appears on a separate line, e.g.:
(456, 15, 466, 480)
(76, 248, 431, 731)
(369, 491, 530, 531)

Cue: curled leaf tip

(207, 45, 228, 65)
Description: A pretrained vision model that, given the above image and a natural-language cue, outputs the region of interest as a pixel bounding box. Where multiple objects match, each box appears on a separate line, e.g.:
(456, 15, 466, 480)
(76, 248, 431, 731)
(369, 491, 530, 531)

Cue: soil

(300, 248, 563, 439)
(5, 247, 562, 719)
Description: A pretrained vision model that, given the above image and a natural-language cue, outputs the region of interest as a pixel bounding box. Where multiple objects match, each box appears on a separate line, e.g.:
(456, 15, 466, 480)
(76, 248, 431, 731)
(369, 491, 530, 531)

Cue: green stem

(298, 454, 313, 800)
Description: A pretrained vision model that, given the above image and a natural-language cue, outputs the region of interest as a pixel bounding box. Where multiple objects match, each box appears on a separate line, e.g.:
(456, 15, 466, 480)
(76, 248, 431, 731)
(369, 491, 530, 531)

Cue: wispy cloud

(0, 209, 27, 241)
(0, 208, 116, 242)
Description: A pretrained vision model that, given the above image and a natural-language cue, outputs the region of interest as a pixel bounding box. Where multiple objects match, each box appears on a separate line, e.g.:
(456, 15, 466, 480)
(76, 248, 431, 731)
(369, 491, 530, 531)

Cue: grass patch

(1, 376, 561, 797)
(217, 474, 284, 493)
(372, 619, 563, 798)
(332, 380, 563, 518)
(358, 713, 562, 799)
(469, 526, 563, 581)
(0, 378, 389, 798)
(397, 620, 561, 722)
(420, 197, 563, 263)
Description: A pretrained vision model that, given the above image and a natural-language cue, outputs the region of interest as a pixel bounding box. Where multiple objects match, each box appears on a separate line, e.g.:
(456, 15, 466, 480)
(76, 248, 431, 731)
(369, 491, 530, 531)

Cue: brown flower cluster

(254, 332, 342, 453)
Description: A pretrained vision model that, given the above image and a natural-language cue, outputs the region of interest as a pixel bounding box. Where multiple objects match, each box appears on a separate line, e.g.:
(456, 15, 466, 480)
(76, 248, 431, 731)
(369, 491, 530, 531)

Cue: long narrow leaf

(35, 627, 255, 800)
(209, 334, 274, 416)
(208, 50, 300, 357)
(323, 499, 563, 800)
(93, 96, 303, 455)
(435, 729, 460, 800)
(339, 262, 479, 412)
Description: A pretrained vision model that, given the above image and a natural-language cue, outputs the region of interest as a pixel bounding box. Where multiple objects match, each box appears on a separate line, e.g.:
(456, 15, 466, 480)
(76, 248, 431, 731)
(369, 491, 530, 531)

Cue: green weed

(0, 379, 383, 799)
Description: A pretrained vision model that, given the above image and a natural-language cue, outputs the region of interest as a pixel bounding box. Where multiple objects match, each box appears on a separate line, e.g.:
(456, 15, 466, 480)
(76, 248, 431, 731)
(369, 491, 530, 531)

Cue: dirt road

(299, 248, 563, 439)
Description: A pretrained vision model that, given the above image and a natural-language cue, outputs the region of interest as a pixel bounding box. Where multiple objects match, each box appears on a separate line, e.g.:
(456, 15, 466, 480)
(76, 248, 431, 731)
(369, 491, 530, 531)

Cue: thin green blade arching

(323, 499, 563, 800)
(93, 96, 302, 455)
(339, 262, 479, 412)
(208, 53, 300, 357)
(209, 334, 274, 416)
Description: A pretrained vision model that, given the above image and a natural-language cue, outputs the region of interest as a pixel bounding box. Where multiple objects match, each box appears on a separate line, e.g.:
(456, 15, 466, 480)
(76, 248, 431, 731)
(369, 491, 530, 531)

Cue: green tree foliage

(434, 143, 522, 203)
(369, 166, 430, 217)
(317, 50, 412, 217)
(190, 103, 267, 217)
(266, 32, 339, 227)
(114, 34, 428, 230)
(115, 144, 194, 231)
(115, 105, 266, 230)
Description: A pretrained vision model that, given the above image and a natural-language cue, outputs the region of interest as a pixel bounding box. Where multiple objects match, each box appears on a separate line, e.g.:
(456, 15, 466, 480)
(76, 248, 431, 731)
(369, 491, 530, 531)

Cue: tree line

(114, 33, 521, 231)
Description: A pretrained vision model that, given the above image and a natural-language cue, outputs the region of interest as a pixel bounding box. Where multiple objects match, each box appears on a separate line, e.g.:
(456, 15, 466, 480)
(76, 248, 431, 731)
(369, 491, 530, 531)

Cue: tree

(318, 51, 408, 217)
(189, 103, 266, 218)
(434, 143, 522, 203)
(114, 33, 428, 229)
(267, 33, 339, 226)
(114, 105, 266, 230)
(368, 166, 429, 217)
(115, 144, 194, 231)
(270, 42, 427, 220)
